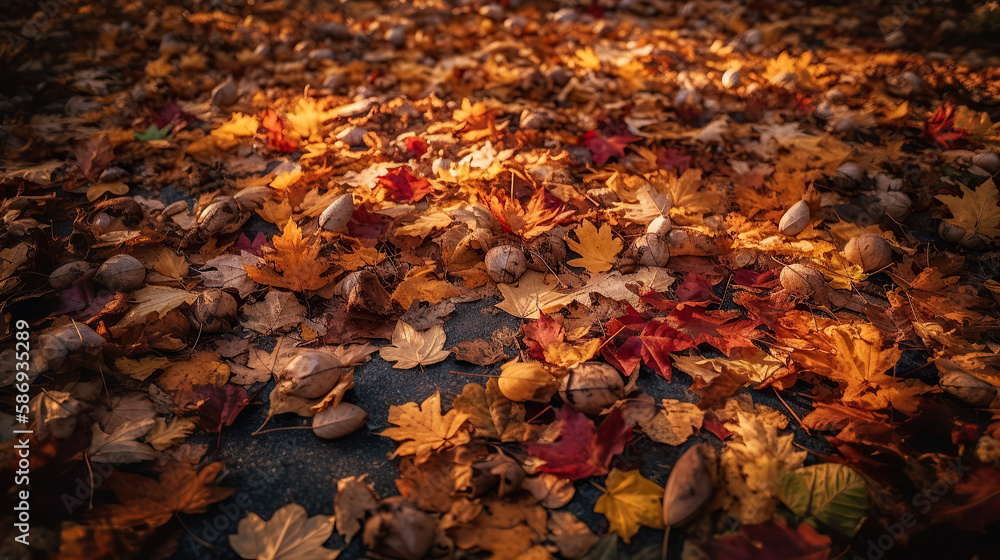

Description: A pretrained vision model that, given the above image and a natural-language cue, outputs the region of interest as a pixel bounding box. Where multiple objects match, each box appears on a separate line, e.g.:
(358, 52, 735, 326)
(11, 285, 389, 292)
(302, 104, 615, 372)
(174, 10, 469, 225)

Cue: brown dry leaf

(114, 356, 170, 381)
(156, 351, 231, 398)
(144, 417, 196, 451)
(334, 475, 379, 542)
(243, 290, 306, 334)
(117, 286, 199, 328)
(96, 462, 232, 529)
(246, 220, 334, 292)
(86, 181, 129, 201)
(152, 249, 189, 278)
(522, 474, 575, 509)
(722, 409, 807, 524)
(88, 419, 159, 463)
(547, 511, 599, 559)
(450, 495, 549, 560)
(391, 265, 461, 310)
(639, 399, 705, 446)
(379, 321, 450, 370)
(229, 336, 300, 385)
(396, 449, 475, 512)
(452, 338, 508, 366)
(229, 502, 338, 560)
(379, 391, 471, 463)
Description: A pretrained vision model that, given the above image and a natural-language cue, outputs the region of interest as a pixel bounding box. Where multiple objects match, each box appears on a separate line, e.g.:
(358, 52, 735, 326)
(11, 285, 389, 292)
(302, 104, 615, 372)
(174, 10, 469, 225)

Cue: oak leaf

(379, 391, 471, 463)
(379, 321, 450, 369)
(229, 503, 338, 560)
(594, 469, 665, 543)
(566, 220, 623, 273)
(246, 220, 334, 292)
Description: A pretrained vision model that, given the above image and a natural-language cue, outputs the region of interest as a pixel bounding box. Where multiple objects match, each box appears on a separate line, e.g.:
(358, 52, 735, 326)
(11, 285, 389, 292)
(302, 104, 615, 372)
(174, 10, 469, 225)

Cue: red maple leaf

(668, 304, 762, 356)
(675, 272, 719, 302)
(404, 136, 428, 158)
(523, 407, 633, 480)
(637, 319, 696, 380)
(656, 148, 692, 173)
(579, 130, 641, 166)
(234, 232, 267, 256)
(348, 206, 389, 239)
(184, 384, 250, 433)
(523, 313, 564, 361)
(702, 518, 831, 560)
(261, 109, 298, 153)
(732, 268, 781, 290)
(921, 104, 967, 149)
(602, 337, 643, 377)
(377, 166, 432, 203)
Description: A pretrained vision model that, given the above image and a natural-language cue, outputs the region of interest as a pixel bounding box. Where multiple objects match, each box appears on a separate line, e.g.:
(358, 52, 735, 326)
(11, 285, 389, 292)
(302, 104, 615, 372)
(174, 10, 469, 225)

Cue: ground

(2, 1, 1000, 560)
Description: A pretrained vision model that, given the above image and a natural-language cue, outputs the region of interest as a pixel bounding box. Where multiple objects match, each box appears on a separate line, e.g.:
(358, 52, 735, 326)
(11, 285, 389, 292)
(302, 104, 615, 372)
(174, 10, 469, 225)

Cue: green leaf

(777, 463, 869, 537)
(134, 123, 173, 141)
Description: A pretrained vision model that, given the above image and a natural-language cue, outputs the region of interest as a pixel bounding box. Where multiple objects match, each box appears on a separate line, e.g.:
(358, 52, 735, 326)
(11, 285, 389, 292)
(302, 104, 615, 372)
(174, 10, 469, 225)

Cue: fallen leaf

(379, 391, 471, 463)
(246, 220, 334, 292)
(99, 462, 233, 528)
(523, 407, 633, 481)
(243, 290, 306, 334)
(594, 469, 665, 543)
(229, 503, 339, 560)
(935, 177, 1000, 240)
(566, 220, 623, 274)
(379, 321, 450, 369)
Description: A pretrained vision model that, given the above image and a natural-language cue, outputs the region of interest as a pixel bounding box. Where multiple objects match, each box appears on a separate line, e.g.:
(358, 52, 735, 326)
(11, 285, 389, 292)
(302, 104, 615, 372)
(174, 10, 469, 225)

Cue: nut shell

(938, 220, 967, 243)
(940, 371, 997, 408)
(312, 402, 369, 439)
(279, 351, 344, 399)
(873, 191, 911, 220)
(663, 443, 716, 527)
(844, 234, 893, 273)
(525, 234, 566, 272)
(971, 152, 1000, 176)
(499, 360, 558, 403)
(319, 193, 354, 231)
(485, 245, 528, 284)
(632, 233, 670, 267)
(778, 200, 811, 236)
(191, 289, 238, 333)
(49, 261, 93, 290)
(559, 362, 625, 415)
(95, 254, 146, 292)
(197, 196, 248, 236)
(780, 264, 829, 300)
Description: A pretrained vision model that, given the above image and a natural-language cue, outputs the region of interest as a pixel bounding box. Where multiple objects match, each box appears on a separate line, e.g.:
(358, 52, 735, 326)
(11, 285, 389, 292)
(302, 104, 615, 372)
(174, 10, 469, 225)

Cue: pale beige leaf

(379, 321, 450, 369)
(229, 503, 339, 560)
(117, 286, 199, 328)
(243, 291, 306, 334)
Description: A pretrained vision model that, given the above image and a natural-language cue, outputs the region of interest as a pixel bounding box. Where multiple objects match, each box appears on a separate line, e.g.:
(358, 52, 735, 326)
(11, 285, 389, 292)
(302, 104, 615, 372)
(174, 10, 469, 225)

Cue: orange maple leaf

(246, 220, 334, 292)
(484, 187, 575, 240)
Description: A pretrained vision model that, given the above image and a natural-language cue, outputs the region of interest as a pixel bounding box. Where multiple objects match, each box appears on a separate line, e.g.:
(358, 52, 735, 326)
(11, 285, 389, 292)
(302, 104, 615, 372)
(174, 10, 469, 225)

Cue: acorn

(191, 289, 238, 333)
(162, 200, 189, 218)
(337, 126, 368, 147)
(49, 261, 93, 290)
(197, 196, 248, 236)
(663, 443, 716, 527)
(278, 351, 344, 399)
(873, 191, 911, 220)
(485, 245, 527, 284)
(632, 233, 670, 267)
(938, 220, 967, 243)
(559, 361, 626, 415)
(525, 234, 566, 272)
(94, 254, 145, 292)
(780, 264, 829, 301)
(211, 79, 238, 107)
(836, 162, 864, 185)
(844, 234, 893, 273)
(971, 152, 1000, 176)
(319, 194, 354, 232)
(312, 402, 369, 439)
(721, 68, 741, 89)
(667, 228, 719, 256)
(363, 497, 436, 560)
(778, 200, 810, 236)
(940, 370, 997, 408)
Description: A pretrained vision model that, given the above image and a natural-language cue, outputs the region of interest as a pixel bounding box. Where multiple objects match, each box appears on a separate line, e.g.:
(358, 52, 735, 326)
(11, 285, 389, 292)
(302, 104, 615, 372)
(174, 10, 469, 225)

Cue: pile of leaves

(2, 0, 1000, 558)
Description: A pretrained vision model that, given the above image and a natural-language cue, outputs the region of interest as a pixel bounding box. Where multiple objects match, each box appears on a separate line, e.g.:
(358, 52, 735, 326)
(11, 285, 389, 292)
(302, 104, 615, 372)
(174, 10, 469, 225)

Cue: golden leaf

(936, 178, 1000, 239)
(117, 286, 199, 328)
(379, 391, 471, 463)
(391, 265, 461, 310)
(566, 220, 622, 273)
(593, 469, 664, 543)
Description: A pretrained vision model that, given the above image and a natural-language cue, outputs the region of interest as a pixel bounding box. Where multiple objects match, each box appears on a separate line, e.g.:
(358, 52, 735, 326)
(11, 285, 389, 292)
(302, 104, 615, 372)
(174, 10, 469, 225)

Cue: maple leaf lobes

(377, 166, 432, 203)
(523, 407, 633, 480)
(580, 130, 641, 166)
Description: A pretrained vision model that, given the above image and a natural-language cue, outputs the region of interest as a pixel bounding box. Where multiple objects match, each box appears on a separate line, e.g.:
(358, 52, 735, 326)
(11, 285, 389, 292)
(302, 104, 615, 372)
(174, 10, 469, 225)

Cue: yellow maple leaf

(245, 220, 333, 292)
(379, 321, 451, 369)
(210, 113, 258, 150)
(575, 47, 601, 70)
(391, 265, 461, 309)
(566, 220, 622, 273)
(379, 391, 471, 463)
(935, 178, 1000, 239)
(594, 469, 664, 543)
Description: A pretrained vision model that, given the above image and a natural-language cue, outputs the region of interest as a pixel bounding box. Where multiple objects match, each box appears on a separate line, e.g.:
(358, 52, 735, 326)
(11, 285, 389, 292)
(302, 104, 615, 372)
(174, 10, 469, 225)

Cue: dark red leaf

(185, 384, 250, 433)
(523, 408, 633, 480)
(921, 104, 967, 150)
(637, 319, 696, 380)
(523, 313, 564, 361)
(702, 518, 831, 560)
(675, 272, 719, 302)
(404, 136, 428, 158)
(261, 109, 298, 153)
